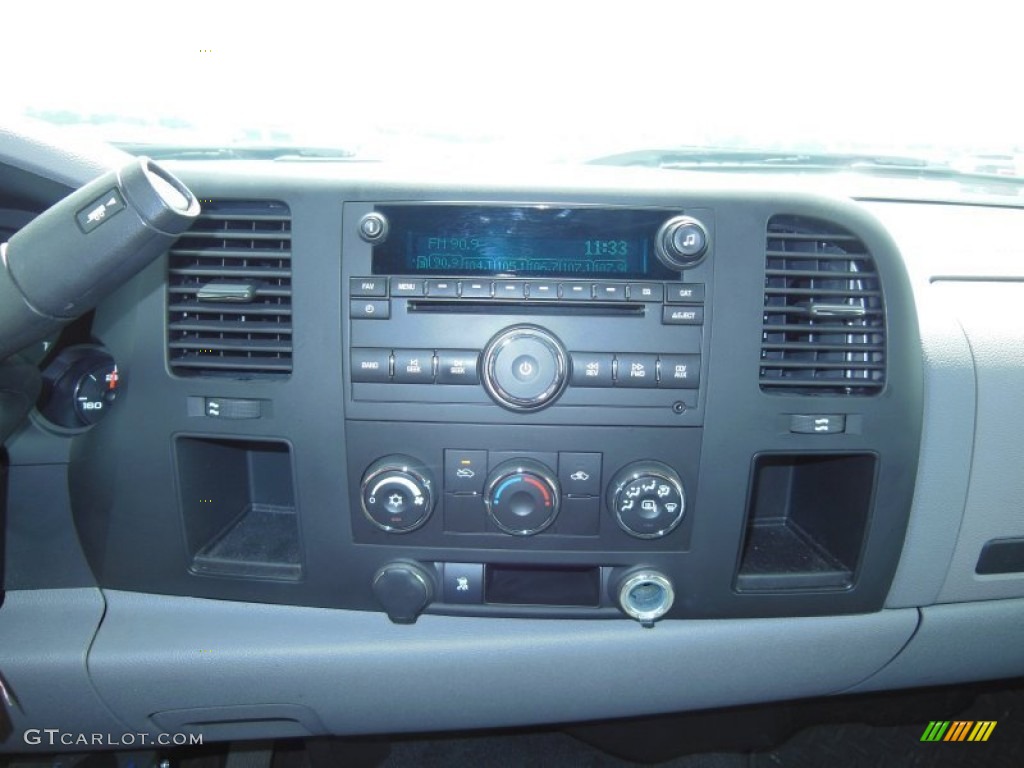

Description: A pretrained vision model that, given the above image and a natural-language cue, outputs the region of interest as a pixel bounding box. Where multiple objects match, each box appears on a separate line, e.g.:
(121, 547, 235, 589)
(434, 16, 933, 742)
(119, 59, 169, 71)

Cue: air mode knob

(655, 215, 709, 270)
(360, 454, 435, 533)
(607, 461, 686, 539)
(484, 458, 561, 535)
(481, 325, 568, 412)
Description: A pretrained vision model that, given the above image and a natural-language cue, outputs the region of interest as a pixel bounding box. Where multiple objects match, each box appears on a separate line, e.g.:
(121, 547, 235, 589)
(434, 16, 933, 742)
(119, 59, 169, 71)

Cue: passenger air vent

(760, 215, 885, 395)
(167, 201, 292, 377)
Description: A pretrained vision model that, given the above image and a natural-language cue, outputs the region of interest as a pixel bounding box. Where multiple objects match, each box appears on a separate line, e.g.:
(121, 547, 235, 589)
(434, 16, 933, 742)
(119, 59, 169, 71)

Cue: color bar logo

(920, 721, 997, 742)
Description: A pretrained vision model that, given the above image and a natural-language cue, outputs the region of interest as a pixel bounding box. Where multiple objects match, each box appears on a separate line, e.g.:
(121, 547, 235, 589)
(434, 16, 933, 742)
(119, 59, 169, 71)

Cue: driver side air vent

(167, 201, 292, 377)
(760, 215, 885, 395)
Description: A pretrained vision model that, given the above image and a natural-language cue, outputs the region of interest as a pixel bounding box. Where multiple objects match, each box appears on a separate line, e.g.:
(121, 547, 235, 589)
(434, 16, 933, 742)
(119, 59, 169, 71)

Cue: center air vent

(760, 215, 885, 395)
(167, 201, 292, 376)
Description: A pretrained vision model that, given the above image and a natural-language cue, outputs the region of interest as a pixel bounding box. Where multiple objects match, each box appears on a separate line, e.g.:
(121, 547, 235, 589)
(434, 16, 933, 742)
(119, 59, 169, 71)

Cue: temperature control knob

(655, 215, 709, 270)
(608, 461, 686, 539)
(360, 455, 435, 533)
(484, 458, 560, 535)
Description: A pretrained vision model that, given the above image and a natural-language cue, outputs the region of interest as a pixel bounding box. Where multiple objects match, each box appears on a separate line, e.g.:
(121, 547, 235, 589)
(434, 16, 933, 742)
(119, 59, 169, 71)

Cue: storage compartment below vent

(737, 453, 875, 591)
(176, 437, 300, 580)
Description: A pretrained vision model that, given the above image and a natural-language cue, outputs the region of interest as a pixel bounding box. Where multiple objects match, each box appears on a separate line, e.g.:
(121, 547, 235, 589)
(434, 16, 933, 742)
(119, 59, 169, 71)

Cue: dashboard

(2, 127, 1024, 749)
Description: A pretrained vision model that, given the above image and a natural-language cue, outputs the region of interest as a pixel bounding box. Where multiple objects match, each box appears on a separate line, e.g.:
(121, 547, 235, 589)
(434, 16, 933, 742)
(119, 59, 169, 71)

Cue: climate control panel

(347, 421, 701, 554)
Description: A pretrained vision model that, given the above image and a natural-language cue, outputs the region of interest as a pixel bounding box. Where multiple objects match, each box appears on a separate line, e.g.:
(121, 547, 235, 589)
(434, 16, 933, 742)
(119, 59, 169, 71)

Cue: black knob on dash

(655, 215, 709, 270)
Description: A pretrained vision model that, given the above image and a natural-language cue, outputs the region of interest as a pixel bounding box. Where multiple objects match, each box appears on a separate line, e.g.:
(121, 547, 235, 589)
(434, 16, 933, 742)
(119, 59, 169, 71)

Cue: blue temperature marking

(493, 476, 521, 504)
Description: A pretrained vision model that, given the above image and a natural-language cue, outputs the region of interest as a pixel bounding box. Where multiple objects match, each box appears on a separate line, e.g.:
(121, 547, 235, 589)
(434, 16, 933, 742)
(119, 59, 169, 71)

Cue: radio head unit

(342, 202, 713, 428)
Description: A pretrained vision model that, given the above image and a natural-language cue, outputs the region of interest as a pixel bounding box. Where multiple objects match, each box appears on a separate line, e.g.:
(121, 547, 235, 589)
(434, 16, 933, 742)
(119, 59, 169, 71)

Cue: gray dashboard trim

(847, 598, 1024, 693)
(87, 590, 918, 737)
(0, 588, 130, 752)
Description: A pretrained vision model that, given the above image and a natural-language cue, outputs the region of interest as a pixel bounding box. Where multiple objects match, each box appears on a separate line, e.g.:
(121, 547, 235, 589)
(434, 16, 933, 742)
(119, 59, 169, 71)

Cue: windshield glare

(4, 1, 1020, 168)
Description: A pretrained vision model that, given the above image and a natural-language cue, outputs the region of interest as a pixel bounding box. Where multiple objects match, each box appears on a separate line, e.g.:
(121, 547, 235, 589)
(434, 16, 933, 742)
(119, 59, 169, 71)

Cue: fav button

(349, 277, 388, 297)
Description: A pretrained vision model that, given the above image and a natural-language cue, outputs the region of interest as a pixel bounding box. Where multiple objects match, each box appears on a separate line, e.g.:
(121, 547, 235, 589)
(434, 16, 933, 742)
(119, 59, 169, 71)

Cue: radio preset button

(616, 354, 658, 388)
(495, 280, 526, 298)
(460, 280, 492, 298)
(350, 277, 388, 297)
(351, 348, 391, 382)
(594, 282, 626, 301)
(560, 282, 592, 300)
(570, 353, 614, 387)
(393, 349, 435, 383)
(391, 278, 425, 297)
(665, 283, 705, 303)
(629, 283, 664, 302)
(436, 350, 480, 384)
(526, 281, 559, 299)
(658, 354, 700, 389)
(662, 306, 704, 325)
(426, 279, 458, 297)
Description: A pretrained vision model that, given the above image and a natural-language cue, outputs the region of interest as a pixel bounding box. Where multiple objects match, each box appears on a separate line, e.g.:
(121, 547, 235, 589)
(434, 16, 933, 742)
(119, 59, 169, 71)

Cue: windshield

(4, 1, 1020, 173)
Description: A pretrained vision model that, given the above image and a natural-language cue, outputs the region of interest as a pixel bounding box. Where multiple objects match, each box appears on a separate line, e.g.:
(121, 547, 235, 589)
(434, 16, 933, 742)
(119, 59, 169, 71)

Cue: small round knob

(372, 561, 435, 624)
(655, 215, 709, 270)
(614, 568, 675, 625)
(360, 455, 435, 533)
(358, 212, 389, 243)
(481, 325, 568, 412)
(484, 458, 560, 535)
(607, 461, 686, 539)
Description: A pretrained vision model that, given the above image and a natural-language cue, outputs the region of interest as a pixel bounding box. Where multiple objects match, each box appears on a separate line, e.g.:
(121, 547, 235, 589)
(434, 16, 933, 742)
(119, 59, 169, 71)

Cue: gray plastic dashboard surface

(86, 590, 917, 737)
(0, 589, 129, 752)
(865, 202, 1024, 604)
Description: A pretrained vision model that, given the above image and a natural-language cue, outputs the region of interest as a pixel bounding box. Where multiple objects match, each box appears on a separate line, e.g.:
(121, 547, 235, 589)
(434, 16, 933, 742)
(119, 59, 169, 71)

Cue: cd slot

(408, 300, 646, 317)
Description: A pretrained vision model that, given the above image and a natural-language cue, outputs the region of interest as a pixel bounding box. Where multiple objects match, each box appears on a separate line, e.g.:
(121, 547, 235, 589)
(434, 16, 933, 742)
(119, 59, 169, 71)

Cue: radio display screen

(371, 205, 676, 280)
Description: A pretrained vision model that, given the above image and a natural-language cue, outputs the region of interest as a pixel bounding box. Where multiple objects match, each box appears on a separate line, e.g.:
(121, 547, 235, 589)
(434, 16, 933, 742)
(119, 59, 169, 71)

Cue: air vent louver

(760, 215, 885, 395)
(167, 201, 292, 377)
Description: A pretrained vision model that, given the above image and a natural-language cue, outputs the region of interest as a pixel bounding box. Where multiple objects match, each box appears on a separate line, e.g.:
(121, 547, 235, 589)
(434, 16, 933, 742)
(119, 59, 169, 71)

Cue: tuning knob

(655, 215, 709, 270)
(481, 325, 568, 412)
(607, 461, 686, 539)
(360, 455, 435, 533)
(484, 458, 560, 535)
(372, 561, 435, 624)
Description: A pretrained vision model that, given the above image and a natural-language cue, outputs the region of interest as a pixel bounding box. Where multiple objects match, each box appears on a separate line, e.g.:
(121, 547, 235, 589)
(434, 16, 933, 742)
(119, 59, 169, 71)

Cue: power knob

(655, 215, 709, 270)
(360, 454, 435, 533)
